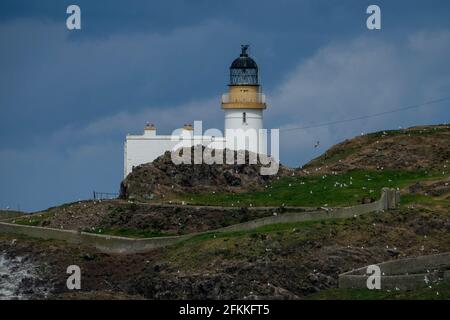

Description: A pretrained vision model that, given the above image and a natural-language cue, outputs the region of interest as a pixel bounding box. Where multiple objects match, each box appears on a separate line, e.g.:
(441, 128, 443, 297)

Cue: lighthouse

(124, 45, 270, 178)
(222, 45, 267, 154)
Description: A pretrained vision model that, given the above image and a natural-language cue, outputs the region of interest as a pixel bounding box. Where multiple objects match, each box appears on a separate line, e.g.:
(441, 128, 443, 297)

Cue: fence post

(383, 188, 400, 210)
(381, 187, 389, 210)
(395, 189, 401, 208)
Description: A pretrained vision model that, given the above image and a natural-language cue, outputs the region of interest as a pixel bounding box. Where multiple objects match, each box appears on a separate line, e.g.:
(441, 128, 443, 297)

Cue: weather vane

(241, 44, 250, 56)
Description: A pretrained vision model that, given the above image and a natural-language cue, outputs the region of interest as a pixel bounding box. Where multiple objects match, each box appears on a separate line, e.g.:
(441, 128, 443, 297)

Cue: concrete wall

(219, 188, 398, 233)
(0, 188, 399, 254)
(0, 222, 191, 254)
(339, 252, 450, 290)
(218, 199, 384, 233)
(339, 273, 442, 291)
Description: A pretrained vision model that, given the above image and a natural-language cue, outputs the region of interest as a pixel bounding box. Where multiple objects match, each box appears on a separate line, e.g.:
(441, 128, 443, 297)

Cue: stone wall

(339, 252, 450, 290)
(0, 188, 399, 254)
(0, 222, 191, 254)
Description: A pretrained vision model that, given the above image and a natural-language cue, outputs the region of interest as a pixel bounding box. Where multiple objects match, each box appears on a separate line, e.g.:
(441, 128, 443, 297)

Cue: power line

(279, 96, 450, 133)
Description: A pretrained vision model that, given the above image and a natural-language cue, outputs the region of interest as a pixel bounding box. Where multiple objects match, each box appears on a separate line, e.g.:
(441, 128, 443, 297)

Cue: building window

(243, 112, 247, 124)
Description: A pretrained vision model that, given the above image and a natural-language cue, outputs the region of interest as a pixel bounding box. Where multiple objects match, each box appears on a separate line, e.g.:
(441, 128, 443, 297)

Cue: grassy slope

(180, 126, 449, 207)
(12, 211, 52, 226)
(2, 126, 449, 299)
(11, 169, 448, 239)
(303, 125, 450, 169)
(152, 202, 450, 299)
(159, 162, 450, 299)
(4, 197, 449, 300)
(181, 170, 448, 207)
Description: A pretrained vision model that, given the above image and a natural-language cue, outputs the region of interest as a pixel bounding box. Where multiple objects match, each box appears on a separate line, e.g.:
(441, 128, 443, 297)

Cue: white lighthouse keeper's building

(124, 45, 268, 178)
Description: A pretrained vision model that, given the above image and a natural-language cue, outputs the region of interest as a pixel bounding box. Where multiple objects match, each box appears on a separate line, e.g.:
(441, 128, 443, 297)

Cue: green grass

(12, 212, 51, 226)
(165, 206, 450, 271)
(308, 283, 450, 300)
(181, 170, 446, 207)
(401, 194, 450, 207)
(166, 215, 374, 270)
(86, 227, 175, 238)
(179, 219, 335, 245)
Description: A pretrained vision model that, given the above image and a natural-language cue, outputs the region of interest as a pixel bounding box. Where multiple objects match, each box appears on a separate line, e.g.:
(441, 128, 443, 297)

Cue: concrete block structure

(339, 252, 450, 290)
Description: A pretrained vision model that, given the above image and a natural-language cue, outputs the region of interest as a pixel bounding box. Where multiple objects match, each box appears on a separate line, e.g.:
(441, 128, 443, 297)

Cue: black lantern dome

(229, 45, 258, 86)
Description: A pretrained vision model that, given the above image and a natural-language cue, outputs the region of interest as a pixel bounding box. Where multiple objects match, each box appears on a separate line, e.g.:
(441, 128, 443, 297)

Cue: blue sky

(0, 0, 449, 211)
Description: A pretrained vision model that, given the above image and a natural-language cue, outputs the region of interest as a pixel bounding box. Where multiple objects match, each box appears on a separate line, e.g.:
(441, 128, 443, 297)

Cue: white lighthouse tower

(221, 45, 267, 154)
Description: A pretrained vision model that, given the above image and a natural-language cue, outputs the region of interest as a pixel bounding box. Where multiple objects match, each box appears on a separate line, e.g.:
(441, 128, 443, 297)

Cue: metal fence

(92, 191, 119, 200)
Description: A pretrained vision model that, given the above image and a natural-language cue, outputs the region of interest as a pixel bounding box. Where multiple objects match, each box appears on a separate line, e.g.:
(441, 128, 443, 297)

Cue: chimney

(180, 123, 194, 138)
(143, 123, 156, 137)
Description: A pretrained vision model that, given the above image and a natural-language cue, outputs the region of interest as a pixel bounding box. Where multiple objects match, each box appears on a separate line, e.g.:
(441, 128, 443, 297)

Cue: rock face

(120, 146, 289, 201)
(408, 179, 450, 197)
(0, 254, 50, 300)
(302, 125, 450, 173)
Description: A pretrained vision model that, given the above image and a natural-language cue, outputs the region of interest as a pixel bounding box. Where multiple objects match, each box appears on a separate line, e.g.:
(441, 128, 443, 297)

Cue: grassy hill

(2, 124, 449, 300)
(2, 200, 449, 299)
(303, 124, 449, 173)
(165, 125, 448, 207)
(9, 125, 450, 238)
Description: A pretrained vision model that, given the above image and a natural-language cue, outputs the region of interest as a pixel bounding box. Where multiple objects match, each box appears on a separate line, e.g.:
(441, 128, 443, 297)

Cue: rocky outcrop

(120, 146, 290, 201)
(408, 179, 450, 197)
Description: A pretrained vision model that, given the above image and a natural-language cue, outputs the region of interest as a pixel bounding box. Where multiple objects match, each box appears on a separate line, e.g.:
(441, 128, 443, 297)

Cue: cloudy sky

(0, 0, 449, 211)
